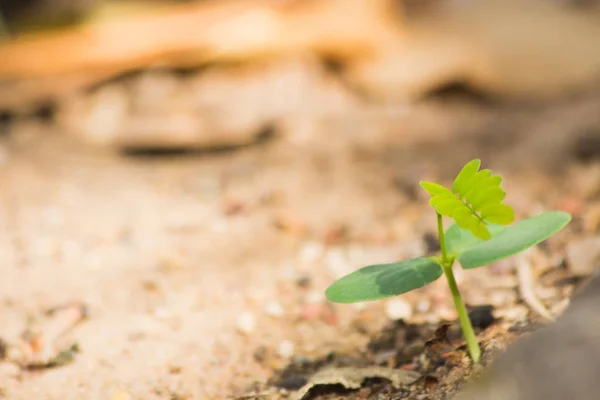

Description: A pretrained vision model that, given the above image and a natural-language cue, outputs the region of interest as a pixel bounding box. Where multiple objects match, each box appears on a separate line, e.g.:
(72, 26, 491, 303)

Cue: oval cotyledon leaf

(457, 211, 572, 269)
(445, 222, 507, 256)
(325, 257, 443, 303)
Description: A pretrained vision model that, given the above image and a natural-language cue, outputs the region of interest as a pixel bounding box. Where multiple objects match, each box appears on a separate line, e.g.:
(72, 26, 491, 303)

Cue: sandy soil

(0, 91, 598, 400)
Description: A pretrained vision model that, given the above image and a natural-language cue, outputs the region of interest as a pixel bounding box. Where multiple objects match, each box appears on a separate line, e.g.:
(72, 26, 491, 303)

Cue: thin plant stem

(437, 213, 448, 264)
(437, 213, 481, 363)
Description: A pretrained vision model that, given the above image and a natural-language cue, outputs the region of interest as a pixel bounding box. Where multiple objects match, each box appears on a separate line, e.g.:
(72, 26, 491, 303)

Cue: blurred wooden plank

(0, 0, 404, 80)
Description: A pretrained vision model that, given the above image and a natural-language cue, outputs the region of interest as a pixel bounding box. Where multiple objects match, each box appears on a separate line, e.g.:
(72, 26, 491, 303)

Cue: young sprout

(325, 159, 571, 363)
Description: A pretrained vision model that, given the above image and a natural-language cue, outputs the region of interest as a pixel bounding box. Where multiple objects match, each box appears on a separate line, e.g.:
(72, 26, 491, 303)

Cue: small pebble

(236, 312, 256, 334)
(385, 298, 413, 321)
(422, 232, 440, 253)
(265, 301, 284, 317)
(253, 346, 269, 364)
(352, 302, 368, 311)
(566, 236, 600, 276)
(305, 291, 324, 304)
(325, 248, 349, 278)
(295, 275, 312, 288)
(468, 305, 495, 330)
(415, 299, 431, 313)
(277, 340, 295, 359)
(437, 306, 458, 321)
(424, 375, 439, 391)
(298, 242, 324, 264)
(495, 305, 529, 322)
(277, 375, 308, 390)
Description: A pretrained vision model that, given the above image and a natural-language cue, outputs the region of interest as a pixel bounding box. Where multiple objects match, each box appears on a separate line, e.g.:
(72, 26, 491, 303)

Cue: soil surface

(0, 89, 599, 400)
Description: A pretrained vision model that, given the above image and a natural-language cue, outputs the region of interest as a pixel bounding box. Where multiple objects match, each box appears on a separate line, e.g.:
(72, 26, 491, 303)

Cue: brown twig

(516, 253, 555, 322)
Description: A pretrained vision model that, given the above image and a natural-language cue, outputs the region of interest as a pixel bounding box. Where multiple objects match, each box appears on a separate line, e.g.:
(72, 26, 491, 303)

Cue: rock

(325, 248, 350, 279)
(385, 298, 413, 321)
(298, 242, 324, 265)
(235, 312, 256, 335)
(565, 236, 600, 276)
(415, 298, 431, 313)
(457, 271, 600, 400)
(278, 375, 308, 391)
(304, 291, 324, 304)
(265, 301, 284, 318)
(277, 340, 295, 359)
(467, 305, 495, 330)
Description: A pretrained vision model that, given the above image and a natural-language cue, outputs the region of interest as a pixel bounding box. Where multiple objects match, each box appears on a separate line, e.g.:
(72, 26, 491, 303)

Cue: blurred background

(0, 1, 599, 399)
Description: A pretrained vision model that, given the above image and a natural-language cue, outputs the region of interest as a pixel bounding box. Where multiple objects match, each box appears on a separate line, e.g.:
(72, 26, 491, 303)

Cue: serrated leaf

(325, 257, 443, 303)
(451, 208, 490, 239)
(462, 170, 492, 197)
(452, 159, 481, 196)
(458, 211, 571, 269)
(431, 196, 463, 216)
(452, 207, 474, 228)
(480, 204, 515, 224)
(462, 174, 502, 198)
(470, 219, 491, 240)
(420, 181, 453, 196)
(420, 159, 515, 239)
(469, 186, 506, 210)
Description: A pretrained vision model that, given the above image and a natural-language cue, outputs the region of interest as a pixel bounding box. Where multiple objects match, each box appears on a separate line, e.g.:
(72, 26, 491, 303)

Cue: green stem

(437, 213, 481, 363)
(437, 213, 448, 264)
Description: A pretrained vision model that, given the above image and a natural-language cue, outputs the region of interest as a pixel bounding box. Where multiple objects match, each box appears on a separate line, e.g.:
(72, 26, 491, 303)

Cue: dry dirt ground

(0, 90, 599, 400)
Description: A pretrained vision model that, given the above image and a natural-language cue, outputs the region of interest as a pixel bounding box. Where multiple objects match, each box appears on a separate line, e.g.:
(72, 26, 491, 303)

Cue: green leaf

(420, 181, 453, 196)
(452, 207, 475, 228)
(452, 159, 481, 196)
(445, 222, 506, 256)
(461, 169, 492, 198)
(325, 257, 443, 303)
(480, 204, 515, 225)
(431, 196, 463, 216)
(420, 159, 514, 240)
(469, 186, 505, 209)
(470, 219, 492, 240)
(457, 211, 572, 269)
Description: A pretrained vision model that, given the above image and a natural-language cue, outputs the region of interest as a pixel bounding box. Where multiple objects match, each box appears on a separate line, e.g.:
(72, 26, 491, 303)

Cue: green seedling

(325, 159, 571, 363)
